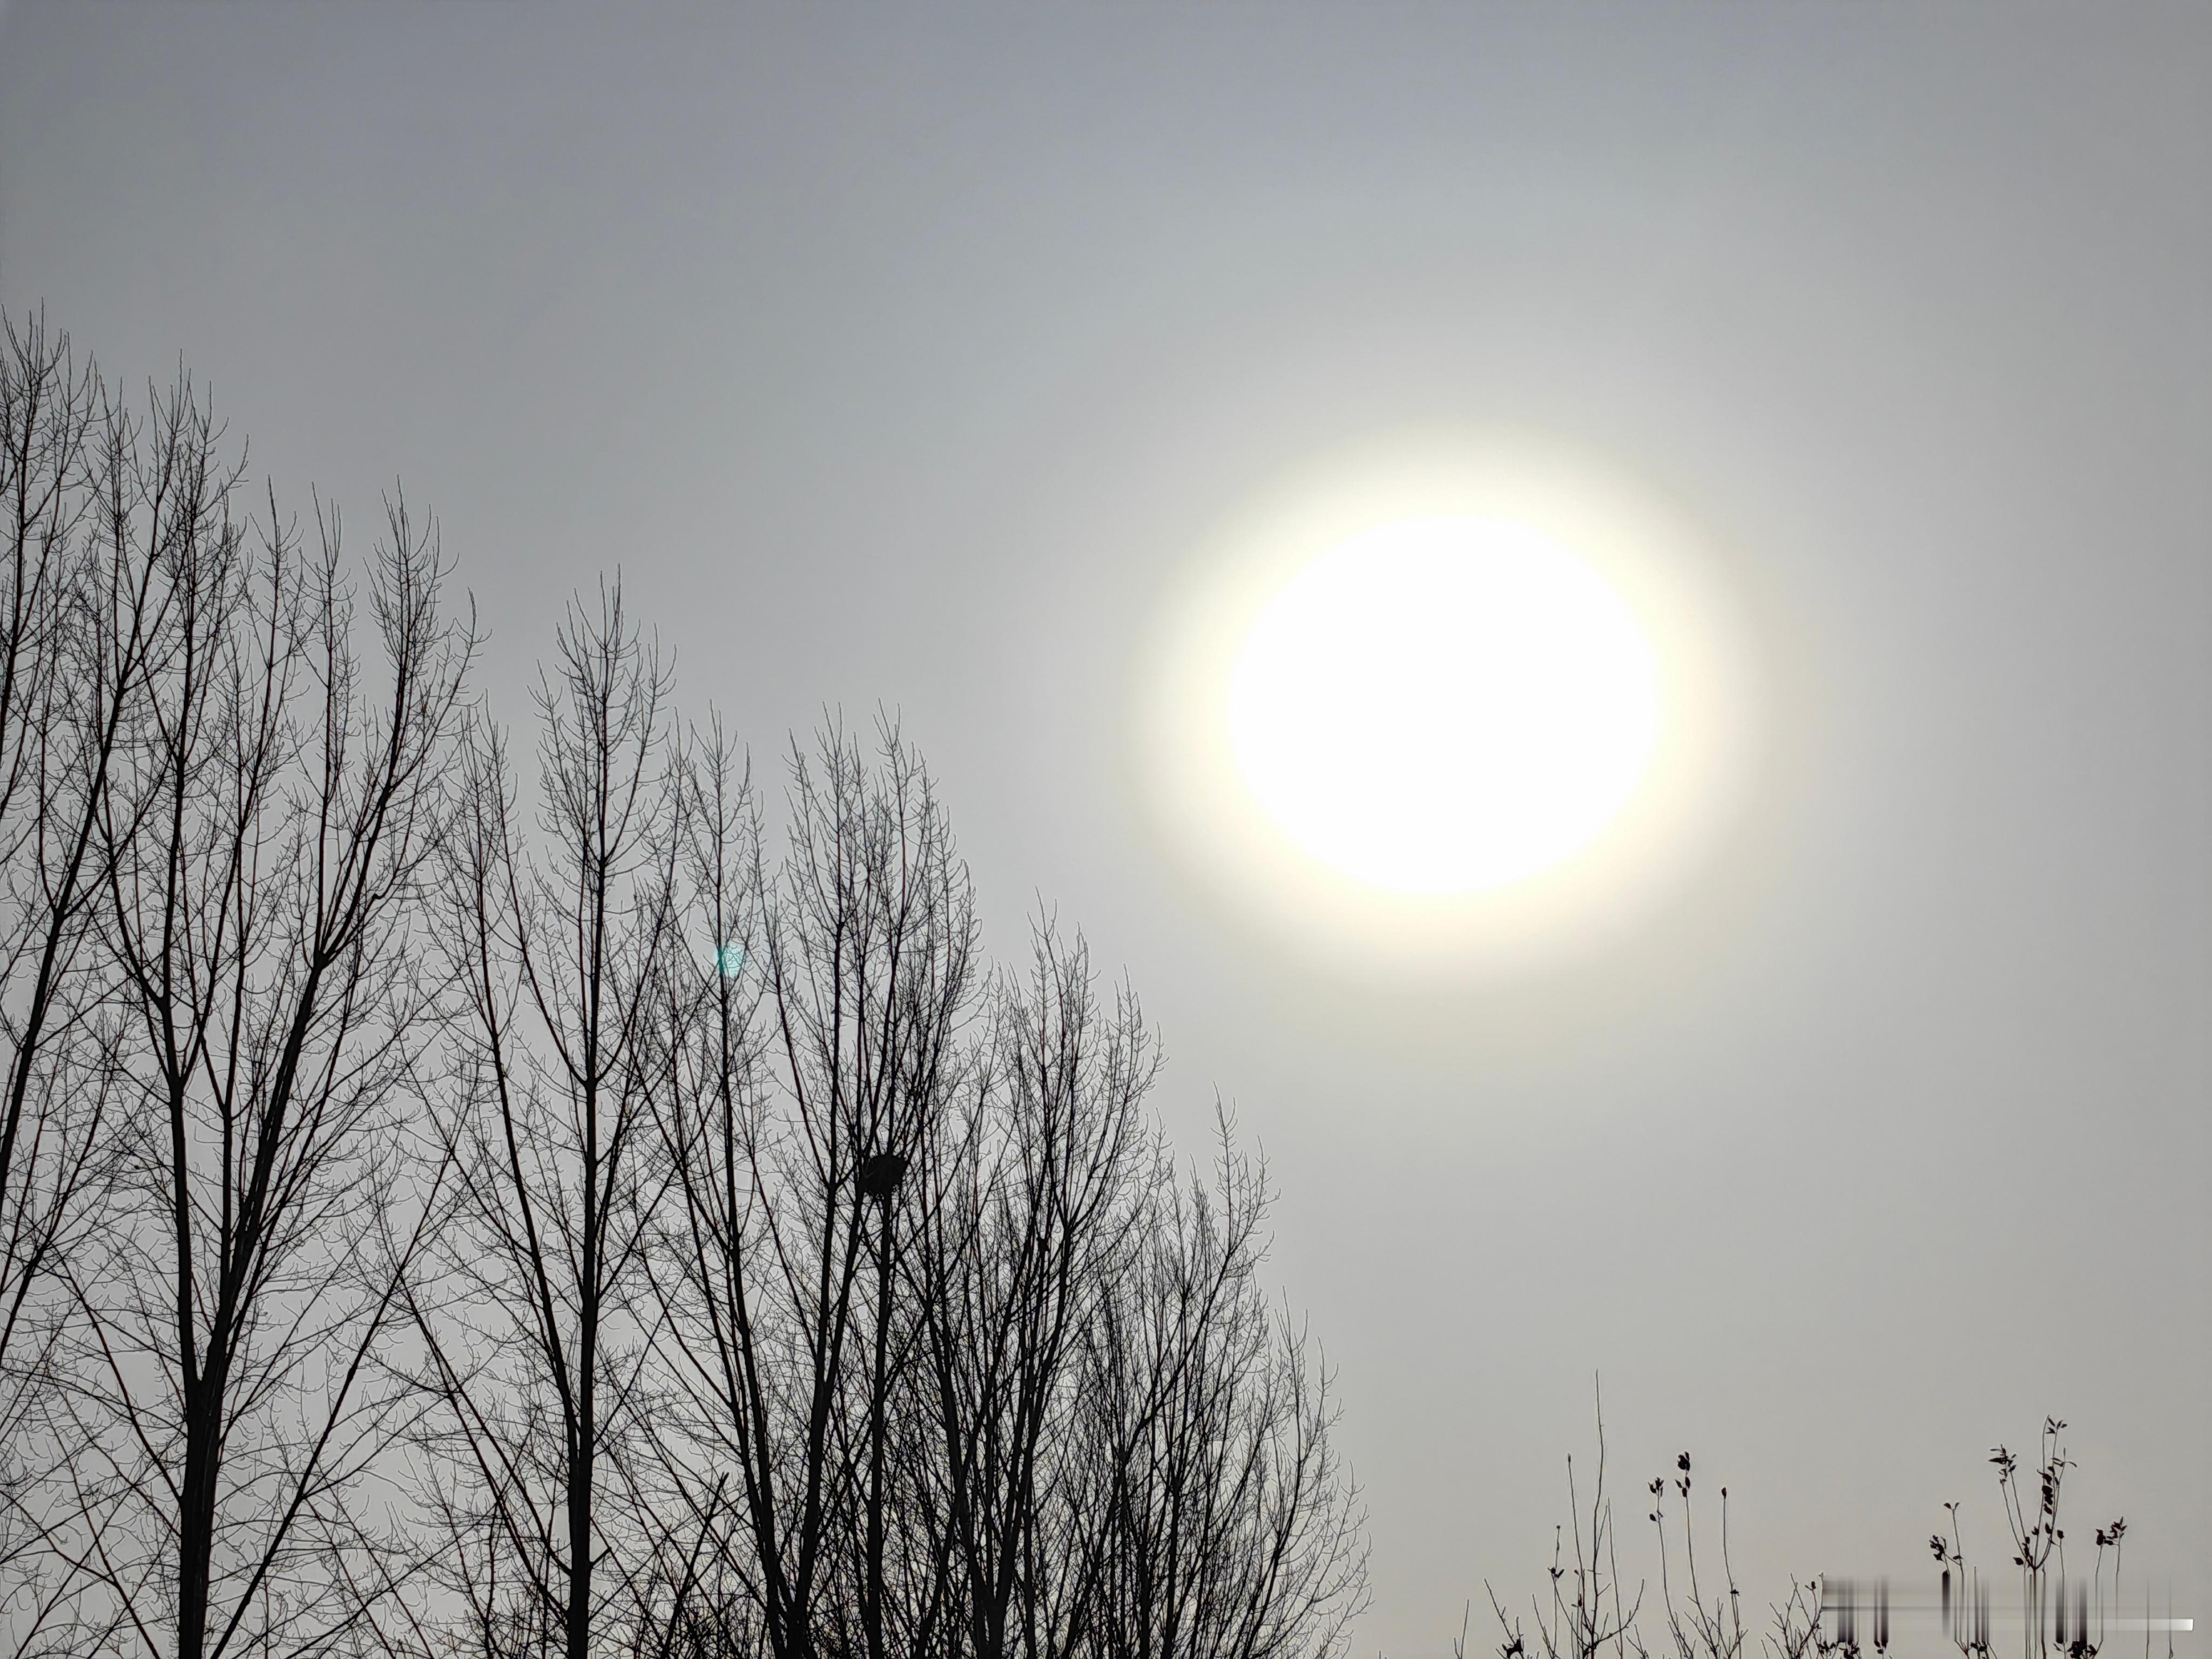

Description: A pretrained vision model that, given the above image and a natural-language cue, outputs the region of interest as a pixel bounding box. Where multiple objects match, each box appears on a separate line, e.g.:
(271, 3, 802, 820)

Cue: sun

(1137, 431, 1757, 969)
(1228, 516, 1661, 894)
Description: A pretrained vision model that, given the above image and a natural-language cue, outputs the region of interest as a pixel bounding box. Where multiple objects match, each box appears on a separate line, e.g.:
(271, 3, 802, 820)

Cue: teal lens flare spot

(713, 943, 746, 978)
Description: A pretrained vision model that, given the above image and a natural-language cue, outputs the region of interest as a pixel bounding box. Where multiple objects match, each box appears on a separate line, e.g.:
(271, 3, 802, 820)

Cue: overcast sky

(3, 6, 2204, 1653)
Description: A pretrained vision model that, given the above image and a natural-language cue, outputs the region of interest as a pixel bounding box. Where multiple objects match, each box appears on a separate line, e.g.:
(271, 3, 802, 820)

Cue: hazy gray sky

(3, 6, 2204, 1652)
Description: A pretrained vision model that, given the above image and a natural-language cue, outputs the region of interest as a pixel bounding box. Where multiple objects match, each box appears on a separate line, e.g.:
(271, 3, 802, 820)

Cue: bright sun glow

(1137, 431, 1759, 970)
(1230, 517, 1661, 894)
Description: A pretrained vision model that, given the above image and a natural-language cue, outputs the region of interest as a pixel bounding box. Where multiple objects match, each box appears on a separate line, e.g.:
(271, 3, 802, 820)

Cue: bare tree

(1080, 1121, 1368, 1659)
(901, 927, 1156, 1659)
(1, 314, 1370, 1659)
(644, 720, 980, 1659)
(0, 311, 144, 1654)
(45, 368, 473, 1659)
(409, 584, 686, 1659)
(639, 726, 1367, 1659)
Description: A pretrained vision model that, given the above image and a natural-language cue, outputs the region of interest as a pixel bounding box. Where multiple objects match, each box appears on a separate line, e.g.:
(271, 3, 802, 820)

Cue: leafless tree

(643, 719, 980, 1659)
(407, 584, 686, 1659)
(899, 927, 1156, 1659)
(1078, 1120, 1368, 1659)
(43, 362, 473, 1659)
(0, 312, 145, 1654)
(637, 724, 1366, 1659)
(1, 313, 1371, 1659)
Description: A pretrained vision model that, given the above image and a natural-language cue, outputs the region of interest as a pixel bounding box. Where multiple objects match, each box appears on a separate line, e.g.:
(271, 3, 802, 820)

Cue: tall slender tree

(0, 313, 140, 1656)
(902, 929, 1156, 1659)
(52, 370, 473, 1659)
(411, 584, 685, 1659)
(644, 720, 980, 1659)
